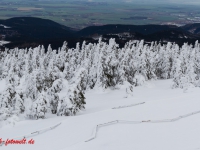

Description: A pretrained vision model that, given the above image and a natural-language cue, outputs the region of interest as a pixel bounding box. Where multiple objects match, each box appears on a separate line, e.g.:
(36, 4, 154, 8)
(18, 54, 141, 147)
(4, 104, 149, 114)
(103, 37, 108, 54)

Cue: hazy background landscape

(1, 0, 200, 29)
(1, 0, 200, 49)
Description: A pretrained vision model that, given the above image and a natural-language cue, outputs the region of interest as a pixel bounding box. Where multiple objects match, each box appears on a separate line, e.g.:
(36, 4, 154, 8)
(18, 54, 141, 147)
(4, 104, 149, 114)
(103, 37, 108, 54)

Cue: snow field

(1, 79, 200, 150)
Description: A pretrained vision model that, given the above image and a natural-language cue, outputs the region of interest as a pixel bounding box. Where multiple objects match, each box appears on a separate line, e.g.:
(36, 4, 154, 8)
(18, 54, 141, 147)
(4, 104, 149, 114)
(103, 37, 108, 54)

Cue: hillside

(0, 17, 78, 49)
(0, 35, 200, 150)
(1, 79, 200, 150)
(1, 17, 200, 49)
(77, 24, 181, 36)
(182, 23, 200, 34)
(0, 17, 76, 39)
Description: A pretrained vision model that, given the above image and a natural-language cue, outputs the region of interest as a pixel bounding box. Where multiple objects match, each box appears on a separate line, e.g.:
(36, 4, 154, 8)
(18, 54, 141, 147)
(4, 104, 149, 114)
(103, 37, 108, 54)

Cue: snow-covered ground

(1, 79, 200, 150)
(0, 41, 10, 46)
(0, 24, 11, 29)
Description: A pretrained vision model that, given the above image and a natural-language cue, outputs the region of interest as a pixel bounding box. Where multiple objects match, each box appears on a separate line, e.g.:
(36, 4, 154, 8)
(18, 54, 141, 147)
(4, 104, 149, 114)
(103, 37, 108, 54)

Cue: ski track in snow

(0, 123, 61, 147)
(85, 110, 200, 142)
(62, 102, 200, 149)
(0, 102, 145, 148)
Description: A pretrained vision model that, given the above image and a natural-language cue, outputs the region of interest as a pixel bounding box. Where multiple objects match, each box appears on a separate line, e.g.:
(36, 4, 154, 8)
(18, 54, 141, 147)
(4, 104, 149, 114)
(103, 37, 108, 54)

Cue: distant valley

(1, 1, 200, 29)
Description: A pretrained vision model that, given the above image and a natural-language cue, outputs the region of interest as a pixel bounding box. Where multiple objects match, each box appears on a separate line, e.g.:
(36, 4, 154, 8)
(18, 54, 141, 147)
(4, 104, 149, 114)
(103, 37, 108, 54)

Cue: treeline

(0, 39, 200, 123)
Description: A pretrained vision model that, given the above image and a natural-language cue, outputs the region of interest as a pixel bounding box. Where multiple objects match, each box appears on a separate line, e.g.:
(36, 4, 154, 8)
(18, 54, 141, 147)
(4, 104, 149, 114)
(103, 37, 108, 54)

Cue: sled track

(112, 102, 145, 109)
(85, 110, 200, 142)
(0, 122, 61, 146)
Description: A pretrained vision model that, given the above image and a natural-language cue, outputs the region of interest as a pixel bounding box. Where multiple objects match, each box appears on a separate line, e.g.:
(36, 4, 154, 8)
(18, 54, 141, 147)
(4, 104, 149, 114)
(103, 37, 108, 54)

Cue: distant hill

(1, 17, 200, 49)
(143, 29, 199, 45)
(77, 24, 182, 37)
(182, 23, 200, 35)
(0, 17, 80, 49)
(0, 17, 77, 40)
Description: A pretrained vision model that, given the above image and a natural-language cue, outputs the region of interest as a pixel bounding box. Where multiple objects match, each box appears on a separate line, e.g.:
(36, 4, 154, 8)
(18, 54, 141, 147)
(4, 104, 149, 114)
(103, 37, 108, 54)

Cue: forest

(0, 38, 199, 124)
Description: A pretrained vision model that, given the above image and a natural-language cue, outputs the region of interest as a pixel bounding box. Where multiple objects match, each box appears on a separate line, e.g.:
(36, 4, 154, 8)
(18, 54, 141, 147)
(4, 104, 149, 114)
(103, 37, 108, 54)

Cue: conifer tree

(68, 68, 87, 115)
(28, 92, 47, 119)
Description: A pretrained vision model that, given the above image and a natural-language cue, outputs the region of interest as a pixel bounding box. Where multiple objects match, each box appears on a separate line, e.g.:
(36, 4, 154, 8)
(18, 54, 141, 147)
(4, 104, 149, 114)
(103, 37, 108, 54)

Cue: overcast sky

(39, 0, 200, 5)
(124, 0, 200, 4)
(139, 0, 200, 3)
(84, 0, 200, 5)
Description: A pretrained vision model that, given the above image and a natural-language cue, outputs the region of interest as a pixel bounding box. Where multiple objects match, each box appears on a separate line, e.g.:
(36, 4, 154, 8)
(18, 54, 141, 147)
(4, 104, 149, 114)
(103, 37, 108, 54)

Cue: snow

(0, 79, 6, 92)
(0, 24, 11, 29)
(0, 41, 10, 46)
(1, 79, 200, 150)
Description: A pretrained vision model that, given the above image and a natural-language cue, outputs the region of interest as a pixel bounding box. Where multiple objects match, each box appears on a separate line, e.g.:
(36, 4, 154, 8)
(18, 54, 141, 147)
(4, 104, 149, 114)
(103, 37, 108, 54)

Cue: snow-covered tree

(0, 84, 16, 121)
(47, 89, 59, 114)
(28, 92, 47, 119)
(57, 96, 72, 116)
(67, 68, 87, 115)
(1, 38, 200, 123)
(25, 72, 38, 101)
(13, 91, 25, 115)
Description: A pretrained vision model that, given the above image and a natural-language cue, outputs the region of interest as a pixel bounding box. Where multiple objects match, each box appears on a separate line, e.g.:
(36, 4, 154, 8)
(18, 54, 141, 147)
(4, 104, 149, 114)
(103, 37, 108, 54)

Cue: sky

(83, 0, 200, 5)
(23, 0, 200, 5)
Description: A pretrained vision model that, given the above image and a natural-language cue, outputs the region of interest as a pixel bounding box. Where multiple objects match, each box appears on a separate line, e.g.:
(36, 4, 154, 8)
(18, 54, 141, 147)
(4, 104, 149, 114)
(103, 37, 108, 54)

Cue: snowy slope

(1, 79, 200, 150)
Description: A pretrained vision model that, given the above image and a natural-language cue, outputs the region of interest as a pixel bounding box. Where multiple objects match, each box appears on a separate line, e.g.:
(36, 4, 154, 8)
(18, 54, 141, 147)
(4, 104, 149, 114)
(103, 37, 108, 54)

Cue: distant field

(17, 7, 43, 11)
(0, 0, 200, 29)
